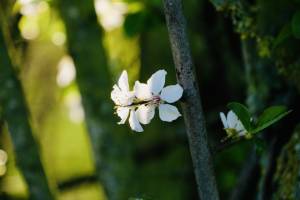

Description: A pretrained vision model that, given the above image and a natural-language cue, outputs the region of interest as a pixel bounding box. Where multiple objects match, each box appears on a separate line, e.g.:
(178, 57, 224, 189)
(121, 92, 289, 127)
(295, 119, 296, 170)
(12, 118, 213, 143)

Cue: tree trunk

(56, 0, 133, 199)
(0, 29, 53, 200)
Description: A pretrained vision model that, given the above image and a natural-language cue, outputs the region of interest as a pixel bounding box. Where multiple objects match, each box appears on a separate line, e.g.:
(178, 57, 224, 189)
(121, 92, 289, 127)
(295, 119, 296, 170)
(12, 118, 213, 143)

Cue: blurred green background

(1, 0, 300, 199)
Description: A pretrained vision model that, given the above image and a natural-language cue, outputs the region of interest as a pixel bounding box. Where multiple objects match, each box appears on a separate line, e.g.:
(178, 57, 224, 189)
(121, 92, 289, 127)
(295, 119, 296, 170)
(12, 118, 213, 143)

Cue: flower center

(152, 95, 161, 105)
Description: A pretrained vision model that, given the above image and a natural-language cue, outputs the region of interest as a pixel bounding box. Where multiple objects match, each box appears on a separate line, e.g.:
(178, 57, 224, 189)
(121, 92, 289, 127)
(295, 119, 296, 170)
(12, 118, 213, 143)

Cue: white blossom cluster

(111, 69, 183, 132)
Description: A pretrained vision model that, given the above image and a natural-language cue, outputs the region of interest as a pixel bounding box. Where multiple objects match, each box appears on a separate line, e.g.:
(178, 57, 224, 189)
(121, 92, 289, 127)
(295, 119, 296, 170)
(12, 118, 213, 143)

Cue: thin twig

(213, 137, 246, 155)
(163, 0, 219, 199)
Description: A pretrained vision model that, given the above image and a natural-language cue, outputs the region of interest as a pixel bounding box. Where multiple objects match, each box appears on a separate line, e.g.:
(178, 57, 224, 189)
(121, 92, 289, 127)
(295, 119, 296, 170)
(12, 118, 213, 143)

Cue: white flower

(111, 69, 183, 133)
(111, 70, 134, 106)
(134, 69, 183, 125)
(111, 70, 135, 125)
(220, 110, 247, 137)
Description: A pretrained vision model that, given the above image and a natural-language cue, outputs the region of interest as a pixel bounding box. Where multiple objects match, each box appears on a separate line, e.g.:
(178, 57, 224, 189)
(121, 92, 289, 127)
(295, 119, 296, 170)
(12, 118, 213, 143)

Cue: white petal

(136, 104, 155, 124)
(220, 112, 228, 128)
(134, 81, 152, 100)
(122, 91, 134, 106)
(147, 69, 167, 95)
(111, 84, 122, 105)
(160, 84, 183, 103)
(235, 120, 246, 132)
(237, 122, 247, 136)
(227, 110, 238, 128)
(158, 104, 181, 122)
(111, 85, 134, 106)
(116, 107, 130, 124)
(129, 110, 144, 132)
(118, 70, 129, 92)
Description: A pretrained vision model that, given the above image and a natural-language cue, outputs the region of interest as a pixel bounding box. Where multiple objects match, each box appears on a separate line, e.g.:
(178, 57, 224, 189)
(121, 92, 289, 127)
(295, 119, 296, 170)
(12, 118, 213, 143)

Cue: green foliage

(124, 12, 148, 37)
(209, 0, 257, 39)
(273, 23, 292, 48)
(123, 0, 161, 7)
(0, 30, 53, 200)
(256, 36, 272, 58)
(123, 9, 163, 37)
(123, 0, 163, 37)
(273, 127, 300, 199)
(251, 106, 292, 134)
(209, 0, 238, 10)
(292, 11, 300, 39)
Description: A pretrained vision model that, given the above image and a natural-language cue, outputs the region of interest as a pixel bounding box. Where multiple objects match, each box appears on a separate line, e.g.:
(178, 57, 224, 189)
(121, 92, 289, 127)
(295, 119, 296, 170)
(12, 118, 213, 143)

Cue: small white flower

(111, 69, 183, 132)
(111, 70, 134, 106)
(111, 70, 143, 132)
(134, 69, 183, 125)
(220, 110, 247, 137)
(111, 70, 134, 125)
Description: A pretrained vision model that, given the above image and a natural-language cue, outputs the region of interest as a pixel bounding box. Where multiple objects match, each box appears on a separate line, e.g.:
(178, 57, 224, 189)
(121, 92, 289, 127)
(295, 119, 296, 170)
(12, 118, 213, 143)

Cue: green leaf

(292, 11, 300, 39)
(227, 102, 252, 131)
(123, 9, 161, 37)
(251, 106, 292, 134)
(123, 12, 147, 37)
(273, 23, 292, 48)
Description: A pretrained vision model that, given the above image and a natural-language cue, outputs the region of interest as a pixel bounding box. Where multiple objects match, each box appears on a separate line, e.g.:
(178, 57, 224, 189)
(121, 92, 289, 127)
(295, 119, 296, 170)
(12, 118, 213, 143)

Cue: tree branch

(163, 0, 219, 199)
(213, 136, 246, 155)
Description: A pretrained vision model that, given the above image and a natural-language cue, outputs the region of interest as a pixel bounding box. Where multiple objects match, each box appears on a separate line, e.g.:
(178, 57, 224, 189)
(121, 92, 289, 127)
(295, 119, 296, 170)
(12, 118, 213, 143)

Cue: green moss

(277, 59, 300, 91)
(274, 126, 300, 199)
(257, 36, 273, 58)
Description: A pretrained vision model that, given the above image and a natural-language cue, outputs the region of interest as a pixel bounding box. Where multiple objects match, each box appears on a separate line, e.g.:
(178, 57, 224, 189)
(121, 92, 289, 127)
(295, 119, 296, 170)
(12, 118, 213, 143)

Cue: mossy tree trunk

(0, 28, 53, 200)
(55, 0, 134, 199)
